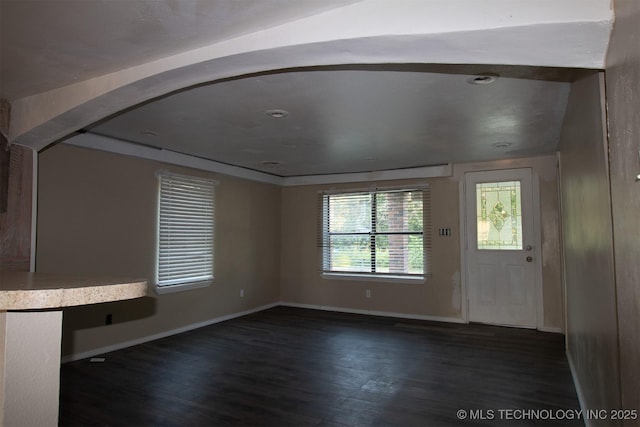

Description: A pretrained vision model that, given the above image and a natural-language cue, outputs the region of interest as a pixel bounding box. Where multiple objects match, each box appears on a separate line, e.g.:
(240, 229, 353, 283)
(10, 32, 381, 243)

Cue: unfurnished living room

(0, 1, 638, 426)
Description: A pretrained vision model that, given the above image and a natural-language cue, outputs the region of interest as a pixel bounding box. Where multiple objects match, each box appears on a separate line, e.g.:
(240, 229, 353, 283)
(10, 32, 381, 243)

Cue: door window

(476, 181, 523, 250)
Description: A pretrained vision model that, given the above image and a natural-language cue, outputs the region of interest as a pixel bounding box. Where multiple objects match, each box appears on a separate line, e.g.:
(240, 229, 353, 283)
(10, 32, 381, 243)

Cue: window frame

(155, 171, 216, 294)
(319, 186, 431, 283)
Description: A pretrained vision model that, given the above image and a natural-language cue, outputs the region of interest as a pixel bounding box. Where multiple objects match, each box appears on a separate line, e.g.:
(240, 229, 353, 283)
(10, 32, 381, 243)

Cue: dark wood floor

(59, 306, 581, 426)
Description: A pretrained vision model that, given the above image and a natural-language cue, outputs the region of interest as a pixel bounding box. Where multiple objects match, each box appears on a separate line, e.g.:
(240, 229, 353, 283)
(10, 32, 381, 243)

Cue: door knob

(526, 256, 533, 262)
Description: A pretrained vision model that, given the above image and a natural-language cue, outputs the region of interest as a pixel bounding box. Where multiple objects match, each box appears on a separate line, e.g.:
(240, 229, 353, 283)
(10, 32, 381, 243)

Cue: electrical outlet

(240, 289, 245, 298)
(366, 289, 371, 298)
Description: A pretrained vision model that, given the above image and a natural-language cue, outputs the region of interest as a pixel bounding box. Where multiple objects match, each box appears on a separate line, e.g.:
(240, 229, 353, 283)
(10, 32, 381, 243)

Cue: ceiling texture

(0, 0, 614, 179)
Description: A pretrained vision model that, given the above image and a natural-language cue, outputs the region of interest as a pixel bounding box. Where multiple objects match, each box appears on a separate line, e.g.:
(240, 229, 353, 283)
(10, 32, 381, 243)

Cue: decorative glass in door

(476, 181, 523, 250)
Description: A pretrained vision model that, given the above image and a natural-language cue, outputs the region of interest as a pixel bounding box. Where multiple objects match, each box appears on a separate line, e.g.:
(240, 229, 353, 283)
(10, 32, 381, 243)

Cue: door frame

(457, 163, 545, 331)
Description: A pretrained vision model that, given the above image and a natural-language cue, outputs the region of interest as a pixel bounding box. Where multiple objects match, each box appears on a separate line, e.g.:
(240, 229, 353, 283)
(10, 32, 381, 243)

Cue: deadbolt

(526, 256, 533, 262)
(526, 245, 533, 251)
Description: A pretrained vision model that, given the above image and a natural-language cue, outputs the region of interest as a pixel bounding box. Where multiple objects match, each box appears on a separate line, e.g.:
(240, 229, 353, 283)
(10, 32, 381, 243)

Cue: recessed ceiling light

(265, 109, 289, 118)
(492, 142, 513, 148)
(261, 161, 282, 167)
(468, 74, 498, 85)
(141, 130, 158, 136)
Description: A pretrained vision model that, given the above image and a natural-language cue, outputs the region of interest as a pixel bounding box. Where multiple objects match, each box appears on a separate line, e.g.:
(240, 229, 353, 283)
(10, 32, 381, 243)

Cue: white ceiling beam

(9, 0, 613, 151)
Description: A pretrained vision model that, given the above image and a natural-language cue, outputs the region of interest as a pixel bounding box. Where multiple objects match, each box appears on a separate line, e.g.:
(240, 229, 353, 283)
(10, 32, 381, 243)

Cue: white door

(465, 168, 537, 328)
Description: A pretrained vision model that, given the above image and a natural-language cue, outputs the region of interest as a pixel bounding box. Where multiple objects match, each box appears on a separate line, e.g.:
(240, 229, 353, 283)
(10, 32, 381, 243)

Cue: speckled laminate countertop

(0, 271, 148, 310)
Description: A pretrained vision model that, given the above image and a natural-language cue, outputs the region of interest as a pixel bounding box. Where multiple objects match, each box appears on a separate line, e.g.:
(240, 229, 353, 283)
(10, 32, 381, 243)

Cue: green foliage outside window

(323, 190, 424, 276)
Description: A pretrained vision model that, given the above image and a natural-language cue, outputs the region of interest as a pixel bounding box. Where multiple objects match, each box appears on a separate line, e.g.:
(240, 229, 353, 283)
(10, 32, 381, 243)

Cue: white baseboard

(539, 325, 564, 334)
(61, 302, 279, 363)
(566, 350, 589, 427)
(63, 302, 563, 363)
(280, 301, 466, 324)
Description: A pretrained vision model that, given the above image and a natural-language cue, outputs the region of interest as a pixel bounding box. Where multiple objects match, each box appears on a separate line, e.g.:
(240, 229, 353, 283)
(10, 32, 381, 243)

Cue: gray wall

(605, 0, 640, 420)
(559, 2, 640, 423)
(558, 72, 621, 424)
(281, 156, 565, 330)
(281, 177, 463, 320)
(40, 144, 566, 359)
(37, 144, 281, 358)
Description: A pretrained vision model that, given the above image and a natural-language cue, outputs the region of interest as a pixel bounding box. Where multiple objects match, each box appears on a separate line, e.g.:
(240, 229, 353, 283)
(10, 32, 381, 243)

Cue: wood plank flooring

(59, 306, 580, 426)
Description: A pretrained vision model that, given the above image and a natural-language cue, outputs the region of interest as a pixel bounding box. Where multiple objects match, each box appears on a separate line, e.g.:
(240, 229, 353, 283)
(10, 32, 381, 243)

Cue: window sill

(154, 280, 212, 295)
(321, 273, 425, 285)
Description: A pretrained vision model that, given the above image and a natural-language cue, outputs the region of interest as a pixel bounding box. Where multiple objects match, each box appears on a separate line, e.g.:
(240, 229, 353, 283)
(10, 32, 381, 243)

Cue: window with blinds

(319, 187, 431, 279)
(157, 172, 215, 289)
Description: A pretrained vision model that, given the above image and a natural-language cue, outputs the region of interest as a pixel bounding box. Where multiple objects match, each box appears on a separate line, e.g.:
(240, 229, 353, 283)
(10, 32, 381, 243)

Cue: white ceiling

(0, 0, 614, 179)
(89, 67, 572, 177)
(0, 0, 358, 100)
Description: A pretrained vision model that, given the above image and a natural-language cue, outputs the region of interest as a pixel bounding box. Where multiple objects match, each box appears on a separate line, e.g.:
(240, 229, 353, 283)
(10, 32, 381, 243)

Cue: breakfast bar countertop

(0, 271, 148, 310)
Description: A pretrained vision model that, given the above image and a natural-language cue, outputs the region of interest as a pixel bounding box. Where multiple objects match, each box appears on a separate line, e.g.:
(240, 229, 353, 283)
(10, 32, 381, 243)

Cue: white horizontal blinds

(375, 190, 424, 276)
(157, 172, 214, 287)
(320, 187, 429, 278)
(423, 187, 432, 276)
(324, 192, 373, 273)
